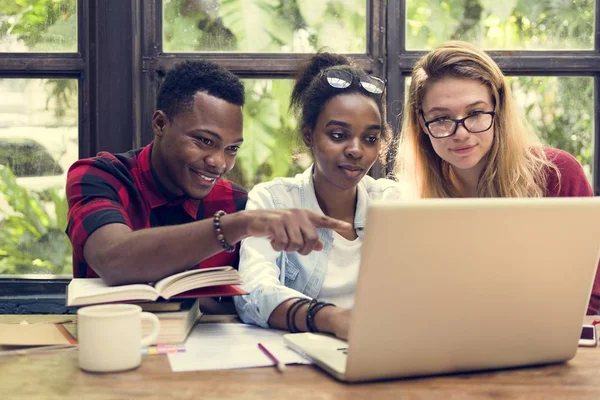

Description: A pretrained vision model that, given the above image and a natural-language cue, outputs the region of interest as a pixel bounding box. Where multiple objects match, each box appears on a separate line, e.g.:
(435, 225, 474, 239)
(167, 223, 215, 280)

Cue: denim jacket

(234, 166, 402, 327)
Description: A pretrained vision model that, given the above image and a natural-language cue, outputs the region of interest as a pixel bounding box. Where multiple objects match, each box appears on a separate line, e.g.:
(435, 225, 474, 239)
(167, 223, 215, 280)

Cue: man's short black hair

(157, 60, 245, 119)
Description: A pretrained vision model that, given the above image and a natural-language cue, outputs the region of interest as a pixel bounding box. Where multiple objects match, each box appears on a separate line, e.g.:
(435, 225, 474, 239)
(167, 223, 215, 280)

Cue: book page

(67, 279, 159, 306)
(154, 266, 234, 296)
(167, 323, 311, 372)
(160, 272, 241, 299)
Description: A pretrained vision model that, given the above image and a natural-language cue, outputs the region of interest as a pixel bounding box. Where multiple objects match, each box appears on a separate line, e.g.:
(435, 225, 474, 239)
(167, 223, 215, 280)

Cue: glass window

(226, 79, 309, 189)
(0, 138, 64, 177)
(0, 78, 78, 276)
(406, 0, 595, 50)
(0, 0, 77, 52)
(162, 0, 367, 53)
(507, 76, 594, 180)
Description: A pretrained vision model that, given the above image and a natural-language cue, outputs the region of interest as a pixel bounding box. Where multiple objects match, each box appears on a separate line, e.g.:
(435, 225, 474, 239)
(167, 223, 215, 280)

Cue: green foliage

(0, 165, 71, 275)
(407, 0, 594, 50)
(227, 79, 305, 189)
(509, 77, 594, 179)
(0, 0, 78, 120)
(162, 0, 366, 52)
(0, 0, 77, 51)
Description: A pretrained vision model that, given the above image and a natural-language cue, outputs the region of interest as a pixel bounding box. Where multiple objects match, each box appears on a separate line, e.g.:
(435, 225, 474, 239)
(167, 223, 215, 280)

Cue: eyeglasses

(420, 110, 496, 139)
(322, 69, 386, 96)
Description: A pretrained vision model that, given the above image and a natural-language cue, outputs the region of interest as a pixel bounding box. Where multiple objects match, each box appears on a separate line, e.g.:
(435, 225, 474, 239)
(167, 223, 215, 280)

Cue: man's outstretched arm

(84, 209, 351, 286)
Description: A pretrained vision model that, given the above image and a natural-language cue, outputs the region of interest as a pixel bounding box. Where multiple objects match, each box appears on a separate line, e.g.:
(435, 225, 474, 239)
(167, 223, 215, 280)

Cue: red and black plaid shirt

(66, 142, 248, 278)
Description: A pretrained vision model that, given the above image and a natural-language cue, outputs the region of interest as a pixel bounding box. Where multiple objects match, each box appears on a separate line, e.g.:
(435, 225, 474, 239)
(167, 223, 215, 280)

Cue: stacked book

(66, 266, 246, 344)
(140, 298, 202, 344)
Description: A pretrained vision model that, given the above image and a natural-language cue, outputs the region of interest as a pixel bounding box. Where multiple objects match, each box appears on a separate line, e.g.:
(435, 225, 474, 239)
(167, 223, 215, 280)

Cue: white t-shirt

(317, 231, 362, 309)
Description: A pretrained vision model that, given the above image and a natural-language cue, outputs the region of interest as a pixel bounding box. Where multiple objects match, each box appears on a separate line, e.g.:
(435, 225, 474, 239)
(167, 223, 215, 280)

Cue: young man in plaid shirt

(66, 60, 350, 290)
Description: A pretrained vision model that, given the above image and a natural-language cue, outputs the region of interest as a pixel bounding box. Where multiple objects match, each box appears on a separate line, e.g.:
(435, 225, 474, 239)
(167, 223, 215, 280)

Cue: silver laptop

(284, 197, 600, 382)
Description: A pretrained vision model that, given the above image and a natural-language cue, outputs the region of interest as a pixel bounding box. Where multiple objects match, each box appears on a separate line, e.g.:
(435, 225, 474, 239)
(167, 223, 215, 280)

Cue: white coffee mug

(77, 304, 160, 373)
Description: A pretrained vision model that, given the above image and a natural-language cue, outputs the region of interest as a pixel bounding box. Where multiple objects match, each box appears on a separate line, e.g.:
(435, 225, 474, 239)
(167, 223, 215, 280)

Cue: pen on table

(258, 343, 286, 373)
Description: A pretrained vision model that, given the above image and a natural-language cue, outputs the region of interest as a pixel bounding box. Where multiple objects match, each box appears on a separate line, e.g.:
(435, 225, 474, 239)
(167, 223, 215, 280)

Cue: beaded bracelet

(287, 298, 310, 333)
(305, 300, 319, 332)
(285, 298, 304, 332)
(306, 301, 335, 333)
(290, 299, 310, 333)
(213, 210, 235, 253)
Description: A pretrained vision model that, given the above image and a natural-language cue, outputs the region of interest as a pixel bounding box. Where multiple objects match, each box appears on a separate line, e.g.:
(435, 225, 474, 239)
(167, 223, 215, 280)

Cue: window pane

(0, 78, 78, 276)
(0, 0, 77, 52)
(406, 0, 595, 50)
(163, 0, 367, 53)
(226, 79, 309, 188)
(507, 76, 594, 181)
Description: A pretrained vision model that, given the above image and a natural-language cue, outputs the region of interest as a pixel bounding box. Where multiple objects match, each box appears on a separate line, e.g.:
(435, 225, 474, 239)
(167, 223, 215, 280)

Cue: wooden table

(2, 315, 600, 400)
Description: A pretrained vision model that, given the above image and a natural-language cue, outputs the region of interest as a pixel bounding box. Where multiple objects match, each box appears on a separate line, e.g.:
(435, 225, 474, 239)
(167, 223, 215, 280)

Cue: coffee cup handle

(140, 312, 160, 346)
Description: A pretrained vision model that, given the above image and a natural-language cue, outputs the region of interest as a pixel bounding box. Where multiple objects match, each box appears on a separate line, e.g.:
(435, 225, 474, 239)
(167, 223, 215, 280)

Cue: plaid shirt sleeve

(198, 180, 248, 270)
(65, 154, 134, 277)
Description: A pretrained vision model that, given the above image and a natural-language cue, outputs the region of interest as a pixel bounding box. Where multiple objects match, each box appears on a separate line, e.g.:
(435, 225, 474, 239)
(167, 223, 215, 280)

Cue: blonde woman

(394, 41, 599, 314)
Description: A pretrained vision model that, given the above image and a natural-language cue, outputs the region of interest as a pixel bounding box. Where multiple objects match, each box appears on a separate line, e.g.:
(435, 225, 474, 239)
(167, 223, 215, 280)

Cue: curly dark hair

(157, 60, 245, 120)
(290, 51, 391, 164)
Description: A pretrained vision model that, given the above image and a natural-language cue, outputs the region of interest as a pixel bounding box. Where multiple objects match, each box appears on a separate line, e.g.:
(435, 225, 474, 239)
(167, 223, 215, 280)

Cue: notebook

(284, 197, 600, 382)
(0, 323, 77, 346)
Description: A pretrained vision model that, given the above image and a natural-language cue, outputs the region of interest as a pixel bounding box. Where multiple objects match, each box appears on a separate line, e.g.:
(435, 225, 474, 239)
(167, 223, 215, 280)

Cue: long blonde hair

(394, 41, 558, 198)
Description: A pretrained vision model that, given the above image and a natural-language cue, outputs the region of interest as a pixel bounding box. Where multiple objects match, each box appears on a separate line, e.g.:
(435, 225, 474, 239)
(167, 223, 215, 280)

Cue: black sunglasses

(322, 69, 386, 96)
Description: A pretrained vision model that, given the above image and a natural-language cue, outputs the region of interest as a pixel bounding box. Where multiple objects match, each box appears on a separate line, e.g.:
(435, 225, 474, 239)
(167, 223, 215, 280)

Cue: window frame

(1, 0, 599, 312)
(139, 0, 386, 146)
(0, 0, 142, 311)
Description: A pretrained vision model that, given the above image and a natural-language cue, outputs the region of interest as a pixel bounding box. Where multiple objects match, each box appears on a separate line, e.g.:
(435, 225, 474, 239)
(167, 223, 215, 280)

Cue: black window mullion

(86, 0, 140, 155)
(140, 0, 162, 147)
(594, 75, 600, 195)
(385, 0, 406, 175)
(80, 0, 92, 159)
(398, 52, 600, 75)
(144, 54, 379, 77)
(368, 0, 386, 78)
(0, 55, 83, 74)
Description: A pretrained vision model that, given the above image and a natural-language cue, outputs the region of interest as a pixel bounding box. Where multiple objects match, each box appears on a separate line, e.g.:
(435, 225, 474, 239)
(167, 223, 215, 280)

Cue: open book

(67, 266, 246, 307)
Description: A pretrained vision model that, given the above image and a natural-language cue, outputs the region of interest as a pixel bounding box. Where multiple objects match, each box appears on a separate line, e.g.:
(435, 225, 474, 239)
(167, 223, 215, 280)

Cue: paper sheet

(167, 323, 311, 372)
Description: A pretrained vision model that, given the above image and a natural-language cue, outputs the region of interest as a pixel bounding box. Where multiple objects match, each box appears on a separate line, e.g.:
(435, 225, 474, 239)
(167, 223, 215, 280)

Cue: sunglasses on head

(322, 69, 386, 96)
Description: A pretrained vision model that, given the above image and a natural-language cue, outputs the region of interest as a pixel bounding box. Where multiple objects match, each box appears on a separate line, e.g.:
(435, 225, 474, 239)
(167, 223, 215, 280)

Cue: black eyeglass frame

(419, 109, 496, 139)
(321, 69, 386, 97)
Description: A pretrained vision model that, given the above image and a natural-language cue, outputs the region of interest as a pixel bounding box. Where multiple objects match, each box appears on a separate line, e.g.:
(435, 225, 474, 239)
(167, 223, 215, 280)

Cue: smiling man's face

(152, 91, 244, 199)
